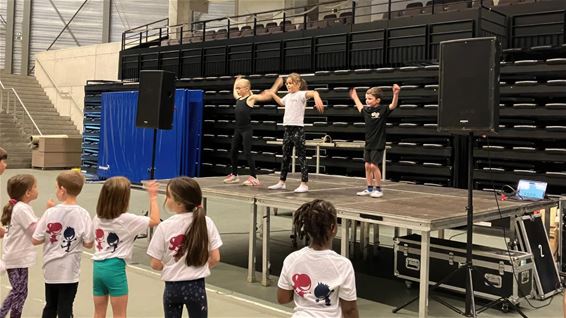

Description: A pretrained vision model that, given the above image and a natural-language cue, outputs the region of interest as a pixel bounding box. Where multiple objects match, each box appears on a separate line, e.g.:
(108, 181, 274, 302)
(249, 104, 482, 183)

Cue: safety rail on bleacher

(121, 18, 169, 50)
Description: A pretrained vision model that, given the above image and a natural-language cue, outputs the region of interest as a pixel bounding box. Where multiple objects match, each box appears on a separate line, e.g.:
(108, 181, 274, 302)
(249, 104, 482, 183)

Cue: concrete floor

(0, 169, 564, 317)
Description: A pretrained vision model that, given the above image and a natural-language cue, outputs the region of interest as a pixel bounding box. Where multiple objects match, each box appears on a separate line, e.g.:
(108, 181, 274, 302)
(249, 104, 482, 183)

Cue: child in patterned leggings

(0, 174, 39, 318)
(268, 73, 324, 193)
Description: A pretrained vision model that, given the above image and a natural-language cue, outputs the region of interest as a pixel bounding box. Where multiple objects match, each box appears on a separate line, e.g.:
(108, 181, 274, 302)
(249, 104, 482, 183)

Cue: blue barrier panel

(98, 89, 202, 183)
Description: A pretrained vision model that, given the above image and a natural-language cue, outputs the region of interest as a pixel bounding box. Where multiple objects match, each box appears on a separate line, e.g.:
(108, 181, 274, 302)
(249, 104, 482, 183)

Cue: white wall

(236, 0, 285, 16)
(34, 42, 121, 130)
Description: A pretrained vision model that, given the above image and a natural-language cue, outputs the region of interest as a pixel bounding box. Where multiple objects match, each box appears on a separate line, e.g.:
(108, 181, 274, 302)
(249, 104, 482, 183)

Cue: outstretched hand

(348, 88, 358, 100)
(315, 101, 325, 113)
(144, 180, 159, 199)
(392, 84, 400, 95)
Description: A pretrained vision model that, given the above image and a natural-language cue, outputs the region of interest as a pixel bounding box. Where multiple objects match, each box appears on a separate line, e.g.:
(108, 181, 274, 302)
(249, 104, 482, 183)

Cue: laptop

(511, 179, 548, 201)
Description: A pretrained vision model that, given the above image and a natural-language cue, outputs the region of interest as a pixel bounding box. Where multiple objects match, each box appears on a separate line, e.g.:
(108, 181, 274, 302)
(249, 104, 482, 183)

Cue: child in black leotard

(223, 76, 279, 186)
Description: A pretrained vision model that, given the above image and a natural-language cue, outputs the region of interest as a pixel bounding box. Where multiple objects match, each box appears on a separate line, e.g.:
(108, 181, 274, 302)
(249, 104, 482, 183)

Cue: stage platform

(155, 173, 558, 318)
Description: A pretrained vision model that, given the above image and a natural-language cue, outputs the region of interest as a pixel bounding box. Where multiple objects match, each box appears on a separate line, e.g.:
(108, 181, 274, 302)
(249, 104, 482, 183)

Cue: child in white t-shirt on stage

(268, 73, 325, 193)
(147, 177, 222, 318)
(92, 176, 160, 318)
(277, 199, 359, 318)
(0, 174, 39, 318)
(32, 170, 94, 318)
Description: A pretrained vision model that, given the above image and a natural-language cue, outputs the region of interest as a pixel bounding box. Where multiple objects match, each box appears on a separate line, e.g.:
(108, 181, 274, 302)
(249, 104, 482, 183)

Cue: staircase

(0, 112, 32, 168)
(0, 73, 81, 168)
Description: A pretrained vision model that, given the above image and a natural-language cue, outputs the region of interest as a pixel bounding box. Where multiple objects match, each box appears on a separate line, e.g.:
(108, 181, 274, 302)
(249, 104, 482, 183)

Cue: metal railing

(0, 80, 43, 137)
(122, 18, 169, 50)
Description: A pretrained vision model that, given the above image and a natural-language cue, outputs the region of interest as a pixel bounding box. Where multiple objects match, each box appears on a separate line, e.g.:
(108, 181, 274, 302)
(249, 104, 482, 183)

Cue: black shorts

(364, 149, 384, 165)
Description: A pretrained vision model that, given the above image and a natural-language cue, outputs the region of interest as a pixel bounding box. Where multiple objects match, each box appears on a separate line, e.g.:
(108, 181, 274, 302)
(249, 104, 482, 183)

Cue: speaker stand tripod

(393, 133, 526, 317)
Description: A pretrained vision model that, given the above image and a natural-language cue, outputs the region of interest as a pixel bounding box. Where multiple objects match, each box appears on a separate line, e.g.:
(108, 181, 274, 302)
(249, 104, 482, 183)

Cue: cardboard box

(32, 150, 81, 168)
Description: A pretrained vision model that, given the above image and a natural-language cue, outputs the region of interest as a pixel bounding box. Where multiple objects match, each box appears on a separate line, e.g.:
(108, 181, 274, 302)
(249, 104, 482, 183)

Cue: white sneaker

(356, 189, 372, 196)
(370, 190, 383, 198)
(223, 174, 240, 184)
(294, 184, 309, 193)
(268, 182, 286, 190)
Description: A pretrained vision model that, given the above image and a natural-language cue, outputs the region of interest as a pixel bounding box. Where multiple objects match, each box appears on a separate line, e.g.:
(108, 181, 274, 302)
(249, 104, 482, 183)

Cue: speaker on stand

(394, 37, 502, 317)
(136, 70, 176, 180)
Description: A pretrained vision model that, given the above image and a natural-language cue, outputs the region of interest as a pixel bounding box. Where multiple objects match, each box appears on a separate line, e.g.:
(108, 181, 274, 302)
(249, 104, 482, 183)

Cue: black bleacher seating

(280, 20, 297, 32)
(266, 22, 282, 33)
(339, 12, 353, 24)
(215, 29, 227, 40)
(205, 30, 216, 41)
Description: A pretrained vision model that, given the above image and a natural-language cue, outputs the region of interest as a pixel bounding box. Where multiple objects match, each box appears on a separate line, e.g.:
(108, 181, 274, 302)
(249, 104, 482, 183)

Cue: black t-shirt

(234, 96, 252, 130)
(361, 105, 393, 150)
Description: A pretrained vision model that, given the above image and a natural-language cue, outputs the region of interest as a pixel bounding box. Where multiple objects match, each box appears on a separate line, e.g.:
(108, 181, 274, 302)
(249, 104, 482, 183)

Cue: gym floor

(0, 169, 563, 317)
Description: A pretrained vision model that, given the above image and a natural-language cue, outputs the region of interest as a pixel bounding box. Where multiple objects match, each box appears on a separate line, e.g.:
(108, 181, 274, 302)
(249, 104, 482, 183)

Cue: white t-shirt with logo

(146, 213, 223, 282)
(92, 213, 149, 262)
(278, 247, 357, 318)
(2, 202, 38, 269)
(282, 91, 308, 127)
(32, 204, 94, 283)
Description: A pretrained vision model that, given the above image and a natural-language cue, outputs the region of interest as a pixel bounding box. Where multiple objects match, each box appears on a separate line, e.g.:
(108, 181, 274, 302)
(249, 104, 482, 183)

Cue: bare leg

(364, 162, 372, 186)
(372, 164, 382, 188)
(110, 295, 128, 318)
(93, 296, 109, 318)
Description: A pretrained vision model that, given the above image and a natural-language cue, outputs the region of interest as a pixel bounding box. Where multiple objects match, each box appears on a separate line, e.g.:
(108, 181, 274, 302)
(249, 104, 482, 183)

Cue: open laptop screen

(517, 179, 547, 200)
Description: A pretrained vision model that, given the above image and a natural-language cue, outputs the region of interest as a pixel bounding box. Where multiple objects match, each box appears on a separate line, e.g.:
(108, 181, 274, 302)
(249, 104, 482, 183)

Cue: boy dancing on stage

(349, 85, 400, 198)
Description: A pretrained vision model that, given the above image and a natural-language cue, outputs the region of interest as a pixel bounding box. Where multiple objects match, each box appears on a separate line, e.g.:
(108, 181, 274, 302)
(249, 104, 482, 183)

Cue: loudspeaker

(136, 70, 176, 130)
(438, 37, 500, 133)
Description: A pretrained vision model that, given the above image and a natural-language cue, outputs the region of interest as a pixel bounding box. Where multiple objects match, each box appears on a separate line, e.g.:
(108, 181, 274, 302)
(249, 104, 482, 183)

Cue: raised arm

(233, 76, 242, 100)
(249, 76, 285, 106)
(145, 180, 161, 228)
(389, 84, 400, 110)
(349, 88, 364, 112)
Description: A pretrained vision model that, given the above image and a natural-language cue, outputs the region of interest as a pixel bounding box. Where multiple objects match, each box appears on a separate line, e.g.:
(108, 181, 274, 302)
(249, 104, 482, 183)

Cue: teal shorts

(93, 258, 128, 297)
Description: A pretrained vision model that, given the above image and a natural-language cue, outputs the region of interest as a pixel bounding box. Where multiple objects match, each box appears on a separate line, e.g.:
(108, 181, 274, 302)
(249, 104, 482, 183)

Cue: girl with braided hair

(277, 199, 359, 318)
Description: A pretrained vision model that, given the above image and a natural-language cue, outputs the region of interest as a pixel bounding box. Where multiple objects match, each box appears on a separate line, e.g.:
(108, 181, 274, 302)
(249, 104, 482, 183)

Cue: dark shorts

(364, 149, 384, 165)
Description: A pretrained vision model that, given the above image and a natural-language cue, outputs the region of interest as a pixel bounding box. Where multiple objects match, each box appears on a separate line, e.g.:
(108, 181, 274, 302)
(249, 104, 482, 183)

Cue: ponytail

(176, 206, 209, 267)
(2, 202, 14, 226)
(168, 177, 209, 267)
(300, 78, 307, 90)
(2, 174, 36, 226)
